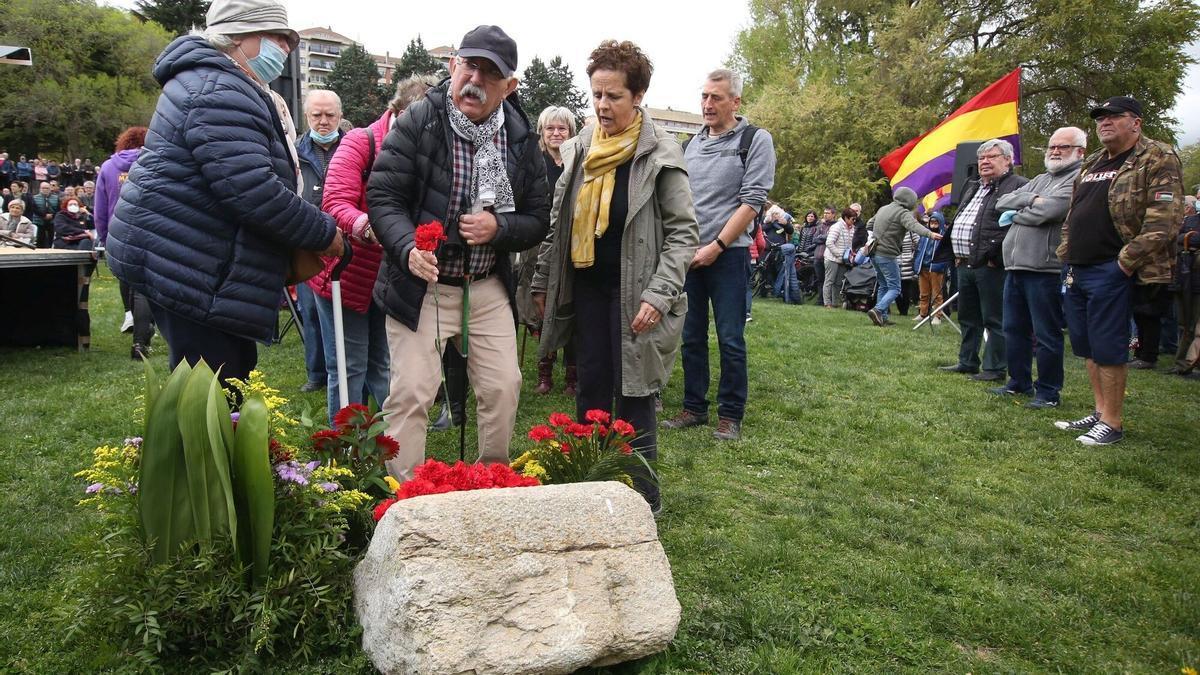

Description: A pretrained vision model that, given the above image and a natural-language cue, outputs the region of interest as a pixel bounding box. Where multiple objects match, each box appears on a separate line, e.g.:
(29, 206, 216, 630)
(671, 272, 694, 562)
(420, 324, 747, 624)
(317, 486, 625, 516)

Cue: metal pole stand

(912, 291, 962, 335)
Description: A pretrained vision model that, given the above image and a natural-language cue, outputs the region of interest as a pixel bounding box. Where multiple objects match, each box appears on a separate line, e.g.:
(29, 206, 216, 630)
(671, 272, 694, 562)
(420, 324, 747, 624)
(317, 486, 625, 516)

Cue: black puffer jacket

(367, 82, 550, 330)
(954, 169, 1028, 268)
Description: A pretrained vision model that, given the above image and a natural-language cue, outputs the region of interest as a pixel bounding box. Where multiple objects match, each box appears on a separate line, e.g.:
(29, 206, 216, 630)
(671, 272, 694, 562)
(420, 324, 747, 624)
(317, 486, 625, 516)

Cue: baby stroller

(842, 263, 877, 312)
(751, 243, 785, 298)
(794, 251, 818, 301)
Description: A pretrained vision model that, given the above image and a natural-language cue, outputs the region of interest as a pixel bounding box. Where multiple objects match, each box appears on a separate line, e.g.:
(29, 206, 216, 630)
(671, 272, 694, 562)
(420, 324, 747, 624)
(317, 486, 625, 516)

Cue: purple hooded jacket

(94, 148, 140, 245)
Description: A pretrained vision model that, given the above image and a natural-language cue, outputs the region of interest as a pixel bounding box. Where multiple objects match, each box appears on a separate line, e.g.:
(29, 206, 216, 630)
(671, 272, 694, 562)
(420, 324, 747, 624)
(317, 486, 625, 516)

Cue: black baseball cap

(1090, 96, 1142, 119)
(457, 25, 517, 78)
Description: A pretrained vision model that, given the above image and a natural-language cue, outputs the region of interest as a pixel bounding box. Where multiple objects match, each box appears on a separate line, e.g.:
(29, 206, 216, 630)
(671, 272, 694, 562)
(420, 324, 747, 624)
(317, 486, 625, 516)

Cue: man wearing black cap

(367, 25, 550, 478)
(1053, 96, 1184, 445)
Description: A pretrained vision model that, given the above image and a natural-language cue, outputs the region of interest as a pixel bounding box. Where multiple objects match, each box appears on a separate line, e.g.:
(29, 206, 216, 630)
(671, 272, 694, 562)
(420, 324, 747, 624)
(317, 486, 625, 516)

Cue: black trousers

(1133, 283, 1172, 362)
(573, 269, 659, 507)
(150, 302, 257, 393)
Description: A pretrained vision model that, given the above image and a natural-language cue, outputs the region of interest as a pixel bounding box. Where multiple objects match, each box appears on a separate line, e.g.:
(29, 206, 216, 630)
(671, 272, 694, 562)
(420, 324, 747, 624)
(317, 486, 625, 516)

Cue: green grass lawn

(2, 268, 1197, 673)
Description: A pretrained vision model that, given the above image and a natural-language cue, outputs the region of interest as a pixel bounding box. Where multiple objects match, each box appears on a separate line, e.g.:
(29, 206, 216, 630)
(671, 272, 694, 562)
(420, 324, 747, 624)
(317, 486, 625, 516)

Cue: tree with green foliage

(732, 0, 1200, 212)
(133, 0, 210, 37)
(1180, 141, 1200, 196)
(519, 56, 588, 124)
(390, 36, 446, 87)
(324, 44, 388, 128)
(0, 0, 170, 160)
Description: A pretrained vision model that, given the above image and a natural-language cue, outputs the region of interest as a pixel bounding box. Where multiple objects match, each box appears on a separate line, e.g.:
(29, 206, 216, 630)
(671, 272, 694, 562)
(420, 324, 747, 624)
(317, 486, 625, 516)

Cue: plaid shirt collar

(439, 127, 508, 279)
(951, 181, 992, 258)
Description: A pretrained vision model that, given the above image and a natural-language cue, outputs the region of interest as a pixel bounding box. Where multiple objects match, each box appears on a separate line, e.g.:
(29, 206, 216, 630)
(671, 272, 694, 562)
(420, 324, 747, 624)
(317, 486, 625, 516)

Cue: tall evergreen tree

(324, 44, 388, 128)
(518, 56, 588, 124)
(134, 0, 210, 36)
(390, 36, 447, 87)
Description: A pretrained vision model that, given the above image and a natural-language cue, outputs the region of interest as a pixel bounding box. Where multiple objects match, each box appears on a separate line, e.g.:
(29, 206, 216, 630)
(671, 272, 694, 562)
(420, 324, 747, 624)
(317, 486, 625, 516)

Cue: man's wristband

(713, 238, 727, 251)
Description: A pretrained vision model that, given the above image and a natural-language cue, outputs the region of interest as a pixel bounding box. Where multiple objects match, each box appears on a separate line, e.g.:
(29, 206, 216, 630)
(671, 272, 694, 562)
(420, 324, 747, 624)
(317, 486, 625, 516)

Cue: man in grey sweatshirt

(991, 126, 1087, 407)
(865, 186, 940, 326)
(662, 68, 775, 441)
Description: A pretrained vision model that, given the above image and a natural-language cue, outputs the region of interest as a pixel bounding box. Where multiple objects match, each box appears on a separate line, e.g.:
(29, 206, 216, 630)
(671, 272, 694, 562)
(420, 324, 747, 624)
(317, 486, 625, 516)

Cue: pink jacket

(308, 110, 392, 313)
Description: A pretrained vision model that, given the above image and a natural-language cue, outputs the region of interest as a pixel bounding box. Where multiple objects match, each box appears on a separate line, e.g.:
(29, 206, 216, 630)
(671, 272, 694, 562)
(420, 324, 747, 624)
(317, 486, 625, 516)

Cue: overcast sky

(103, 0, 1198, 145)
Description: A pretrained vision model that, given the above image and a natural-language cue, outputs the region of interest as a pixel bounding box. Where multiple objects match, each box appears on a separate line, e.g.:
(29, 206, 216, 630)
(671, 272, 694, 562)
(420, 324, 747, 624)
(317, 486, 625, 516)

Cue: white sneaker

(931, 316, 942, 326)
(745, 314, 753, 323)
(120, 311, 133, 333)
(912, 315, 923, 322)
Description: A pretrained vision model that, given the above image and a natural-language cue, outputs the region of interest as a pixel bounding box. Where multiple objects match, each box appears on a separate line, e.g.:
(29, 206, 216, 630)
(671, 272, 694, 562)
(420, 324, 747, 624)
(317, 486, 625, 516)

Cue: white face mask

(67, 204, 80, 214)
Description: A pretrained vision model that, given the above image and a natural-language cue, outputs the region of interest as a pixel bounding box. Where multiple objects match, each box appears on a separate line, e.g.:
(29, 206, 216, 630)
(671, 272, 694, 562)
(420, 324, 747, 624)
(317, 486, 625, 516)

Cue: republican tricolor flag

(880, 68, 1022, 213)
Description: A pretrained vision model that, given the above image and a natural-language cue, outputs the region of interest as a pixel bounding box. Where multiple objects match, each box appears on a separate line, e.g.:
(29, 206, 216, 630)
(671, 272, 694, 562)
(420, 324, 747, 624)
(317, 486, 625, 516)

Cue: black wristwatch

(714, 238, 727, 251)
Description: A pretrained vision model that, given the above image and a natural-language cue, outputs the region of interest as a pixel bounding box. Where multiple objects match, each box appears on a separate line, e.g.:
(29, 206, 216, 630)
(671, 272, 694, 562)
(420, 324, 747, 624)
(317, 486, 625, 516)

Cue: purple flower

(123, 437, 143, 448)
(128, 483, 139, 495)
(306, 460, 321, 472)
(230, 412, 240, 424)
(85, 483, 104, 494)
(318, 482, 340, 493)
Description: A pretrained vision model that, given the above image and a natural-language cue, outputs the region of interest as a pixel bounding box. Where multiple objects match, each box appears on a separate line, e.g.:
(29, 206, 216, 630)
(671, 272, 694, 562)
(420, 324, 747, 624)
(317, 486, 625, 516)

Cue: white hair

(194, 28, 236, 51)
(977, 138, 1015, 160)
(1052, 126, 1088, 149)
(304, 89, 343, 114)
(707, 68, 743, 97)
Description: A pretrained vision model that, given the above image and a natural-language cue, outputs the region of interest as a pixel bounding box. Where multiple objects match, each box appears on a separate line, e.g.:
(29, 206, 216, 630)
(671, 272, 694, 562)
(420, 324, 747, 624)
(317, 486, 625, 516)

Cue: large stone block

(354, 481, 680, 675)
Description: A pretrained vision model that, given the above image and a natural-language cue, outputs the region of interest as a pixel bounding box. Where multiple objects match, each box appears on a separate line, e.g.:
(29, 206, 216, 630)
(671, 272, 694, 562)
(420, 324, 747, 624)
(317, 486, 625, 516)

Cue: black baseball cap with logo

(457, 25, 518, 78)
(1089, 96, 1143, 119)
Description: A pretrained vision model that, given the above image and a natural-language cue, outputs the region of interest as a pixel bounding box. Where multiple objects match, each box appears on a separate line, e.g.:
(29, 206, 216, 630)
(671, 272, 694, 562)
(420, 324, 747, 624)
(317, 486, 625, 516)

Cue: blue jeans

(772, 243, 800, 302)
(681, 247, 749, 422)
(295, 283, 326, 385)
(1003, 271, 1064, 402)
(312, 292, 390, 425)
(871, 255, 901, 320)
(745, 257, 755, 314)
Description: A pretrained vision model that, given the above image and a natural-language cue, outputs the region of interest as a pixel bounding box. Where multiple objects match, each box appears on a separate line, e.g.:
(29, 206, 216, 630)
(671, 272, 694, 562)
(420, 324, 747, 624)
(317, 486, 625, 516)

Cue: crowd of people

(0, 163, 100, 249)
(9, 0, 1188, 527)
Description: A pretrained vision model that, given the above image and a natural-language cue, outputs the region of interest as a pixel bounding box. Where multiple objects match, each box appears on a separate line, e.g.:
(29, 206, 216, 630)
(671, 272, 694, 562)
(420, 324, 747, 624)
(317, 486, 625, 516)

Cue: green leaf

(139, 360, 194, 563)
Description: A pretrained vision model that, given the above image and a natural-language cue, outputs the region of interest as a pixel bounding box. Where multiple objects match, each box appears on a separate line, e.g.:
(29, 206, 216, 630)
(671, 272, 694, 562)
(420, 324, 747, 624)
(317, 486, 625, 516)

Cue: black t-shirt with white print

(1064, 148, 1133, 265)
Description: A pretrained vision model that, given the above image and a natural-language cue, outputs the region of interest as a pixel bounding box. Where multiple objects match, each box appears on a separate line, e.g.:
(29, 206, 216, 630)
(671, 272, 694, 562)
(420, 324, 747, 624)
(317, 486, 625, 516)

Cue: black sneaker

(299, 380, 325, 393)
(661, 410, 708, 429)
(1128, 359, 1156, 370)
(1077, 421, 1124, 446)
(1054, 411, 1101, 431)
(988, 385, 1033, 396)
(867, 308, 884, 326)
(1025, 398, 1059, 410)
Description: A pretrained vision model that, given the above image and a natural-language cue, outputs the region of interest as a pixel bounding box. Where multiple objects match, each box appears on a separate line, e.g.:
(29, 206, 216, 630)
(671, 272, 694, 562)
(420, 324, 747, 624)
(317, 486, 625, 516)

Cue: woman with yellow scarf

(530, 41, 699, 516)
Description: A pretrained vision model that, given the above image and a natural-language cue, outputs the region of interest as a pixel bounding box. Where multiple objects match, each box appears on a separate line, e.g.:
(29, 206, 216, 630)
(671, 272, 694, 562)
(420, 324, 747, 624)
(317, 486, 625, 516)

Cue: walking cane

(458, 275, 471, 462)
(330, 245, 354, 409)
(913, 291, 962, 335)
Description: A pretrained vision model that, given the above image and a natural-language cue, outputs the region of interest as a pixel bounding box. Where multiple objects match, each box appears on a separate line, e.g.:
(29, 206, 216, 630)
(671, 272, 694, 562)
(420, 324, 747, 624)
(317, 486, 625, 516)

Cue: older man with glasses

(1053, 96, 1184, 445)
(367, 25, 550, 479)
(938, 138, 1029, 380)
(989, 127, 1088, 408)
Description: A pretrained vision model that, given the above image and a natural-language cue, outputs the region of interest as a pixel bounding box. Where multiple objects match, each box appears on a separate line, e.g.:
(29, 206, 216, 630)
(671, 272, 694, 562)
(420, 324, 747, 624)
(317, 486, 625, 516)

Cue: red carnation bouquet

(310, 403, 399, 498)
(510, 410, 653, 489)
(414, 220, 447, 252)
(373, 459, 540, 521)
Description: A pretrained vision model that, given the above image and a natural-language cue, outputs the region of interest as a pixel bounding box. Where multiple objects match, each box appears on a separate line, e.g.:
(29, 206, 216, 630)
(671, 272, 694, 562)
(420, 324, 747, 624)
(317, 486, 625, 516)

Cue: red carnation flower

(620, 443, 634, 455)
(611, 419, 635, 437)
(372, 497, 398, 521)
(595, 424, 608, 436)
(584, 409, 611, 425)
(414, 221, 448, 252)
(560, 442, 572, 454)
(567, 422, 593, 439)
(548, 412, 572, 427)
(332, 403, 370, 429)
(527, 424, 556, 442)
(311, 429, 342, 442)
(375, 433, 400, 460)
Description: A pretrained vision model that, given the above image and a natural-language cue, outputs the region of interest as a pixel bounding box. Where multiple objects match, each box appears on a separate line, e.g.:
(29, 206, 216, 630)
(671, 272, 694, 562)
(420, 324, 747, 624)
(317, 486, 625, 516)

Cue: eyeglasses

(1046, 144, 1083, 151)
(456, 56, 505, 83)
(978, 152, 1006, 161)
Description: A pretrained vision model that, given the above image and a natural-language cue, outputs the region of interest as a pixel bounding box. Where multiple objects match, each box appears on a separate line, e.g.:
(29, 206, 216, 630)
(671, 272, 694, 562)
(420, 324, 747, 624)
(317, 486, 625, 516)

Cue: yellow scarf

(571, 111, 643, 268)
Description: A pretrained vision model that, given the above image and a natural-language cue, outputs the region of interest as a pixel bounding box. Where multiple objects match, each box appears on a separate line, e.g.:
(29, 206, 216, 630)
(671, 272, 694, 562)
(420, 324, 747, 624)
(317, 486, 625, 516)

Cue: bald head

(304, 89, 343, 140)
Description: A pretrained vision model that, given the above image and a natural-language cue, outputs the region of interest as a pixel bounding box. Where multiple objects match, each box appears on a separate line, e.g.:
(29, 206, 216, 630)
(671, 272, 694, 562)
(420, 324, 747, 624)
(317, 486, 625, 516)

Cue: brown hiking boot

(563, 365, 577, 397)
(534, 356, 553, 395)
(713, 418, 742, 441)
(660, 410, 708, 429)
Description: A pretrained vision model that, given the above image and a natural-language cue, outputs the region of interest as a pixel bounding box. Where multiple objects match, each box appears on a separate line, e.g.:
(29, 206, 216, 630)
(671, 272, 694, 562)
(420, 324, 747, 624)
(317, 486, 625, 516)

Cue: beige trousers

(382, 276, 521, 479)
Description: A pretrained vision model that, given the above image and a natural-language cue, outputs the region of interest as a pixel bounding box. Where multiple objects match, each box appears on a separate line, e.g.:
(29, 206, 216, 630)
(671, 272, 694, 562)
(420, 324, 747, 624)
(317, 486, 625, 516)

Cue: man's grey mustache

(459, 84, 488, 104)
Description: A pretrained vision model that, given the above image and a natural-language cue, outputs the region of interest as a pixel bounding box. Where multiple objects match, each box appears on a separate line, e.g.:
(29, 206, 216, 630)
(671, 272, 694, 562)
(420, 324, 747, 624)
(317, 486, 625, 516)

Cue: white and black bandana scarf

(446, 101, 515, 214)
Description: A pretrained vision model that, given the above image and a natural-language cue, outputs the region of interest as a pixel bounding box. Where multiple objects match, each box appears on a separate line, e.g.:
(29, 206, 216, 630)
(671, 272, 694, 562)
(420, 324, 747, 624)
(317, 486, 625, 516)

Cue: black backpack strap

(362, 126, 376, 184)
(682, 135, 692, 152)
(738, 124, 759, 168)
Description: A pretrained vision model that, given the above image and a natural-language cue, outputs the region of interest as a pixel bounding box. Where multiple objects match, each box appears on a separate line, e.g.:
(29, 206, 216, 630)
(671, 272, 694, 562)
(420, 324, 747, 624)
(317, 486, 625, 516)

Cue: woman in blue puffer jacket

(107, 0, 343, 383)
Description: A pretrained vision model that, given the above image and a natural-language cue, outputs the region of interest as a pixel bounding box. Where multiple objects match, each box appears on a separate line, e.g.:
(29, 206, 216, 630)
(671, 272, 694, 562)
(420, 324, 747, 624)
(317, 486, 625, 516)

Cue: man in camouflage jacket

(1054, 96, 1184, 446)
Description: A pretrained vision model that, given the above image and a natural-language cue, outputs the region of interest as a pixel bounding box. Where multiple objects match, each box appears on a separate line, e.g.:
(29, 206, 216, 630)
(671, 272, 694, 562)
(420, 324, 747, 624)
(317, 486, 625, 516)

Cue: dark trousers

(150, 302, 258, 390)
(812, 257, 826, 305)
(896, 278, 918, 315)
(573, 270, 658, 507)
(1132, 283, 1172, 363)
(119, 279, 154, 347)
(1003, 271, 1064, 402)
(957, 264, 1007, 374)
(1175, 292, 1200, 371)
(681, 247, 749, 422)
